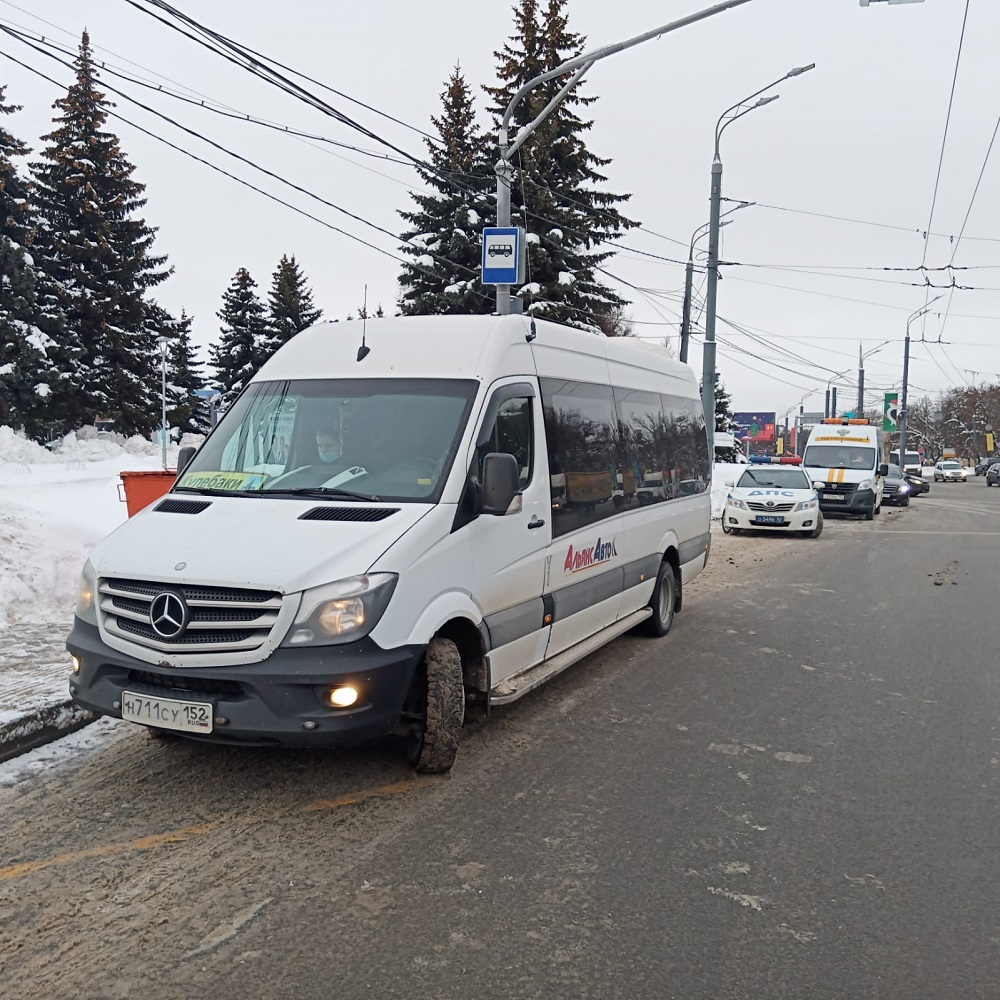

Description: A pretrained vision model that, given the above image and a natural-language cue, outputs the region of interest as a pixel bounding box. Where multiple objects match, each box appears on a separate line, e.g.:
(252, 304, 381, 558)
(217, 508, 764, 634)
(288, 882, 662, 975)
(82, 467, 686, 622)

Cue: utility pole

(857, 342, 865, 415)
(901, 295, 944, 463)
(679, 257, 694, 364)
(824, 388, 830, 419)
(831, 386, 838, 419)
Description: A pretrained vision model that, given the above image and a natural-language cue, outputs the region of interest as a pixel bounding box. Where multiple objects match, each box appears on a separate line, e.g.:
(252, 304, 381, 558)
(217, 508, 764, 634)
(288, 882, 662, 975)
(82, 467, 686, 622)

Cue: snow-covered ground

(0, 425, 187, 626)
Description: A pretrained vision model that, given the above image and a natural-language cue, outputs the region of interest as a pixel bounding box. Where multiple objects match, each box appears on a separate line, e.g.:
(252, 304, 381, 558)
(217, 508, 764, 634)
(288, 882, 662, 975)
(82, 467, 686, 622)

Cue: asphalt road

(1, 479, 998, 999)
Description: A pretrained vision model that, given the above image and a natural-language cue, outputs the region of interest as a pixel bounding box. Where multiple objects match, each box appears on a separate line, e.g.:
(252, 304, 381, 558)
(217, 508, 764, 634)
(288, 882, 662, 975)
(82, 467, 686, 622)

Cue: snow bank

(0, 425, 192, 626)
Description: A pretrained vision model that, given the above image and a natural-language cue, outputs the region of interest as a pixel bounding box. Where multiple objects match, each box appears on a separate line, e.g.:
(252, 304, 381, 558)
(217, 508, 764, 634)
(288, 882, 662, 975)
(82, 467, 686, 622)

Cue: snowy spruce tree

(159, 308, 209, 436)
(483, 0, 637, 330)
(0, 86, 58, 438)
(398, 65, 494, 315)
(31, 31, 171, 436)
(210, 268, 270, 408)
(264, 254, 322, 358)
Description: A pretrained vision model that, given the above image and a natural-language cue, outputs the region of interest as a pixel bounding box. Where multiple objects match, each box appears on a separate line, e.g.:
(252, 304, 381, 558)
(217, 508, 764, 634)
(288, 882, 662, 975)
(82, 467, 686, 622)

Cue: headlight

(727, 496, 747, 510)
(793, 498, 818, 512)
(75, 560, 99, 626)
(858, 479, 873, 491)
(897, 482, 909, 493)
(282, 573, 397, 647)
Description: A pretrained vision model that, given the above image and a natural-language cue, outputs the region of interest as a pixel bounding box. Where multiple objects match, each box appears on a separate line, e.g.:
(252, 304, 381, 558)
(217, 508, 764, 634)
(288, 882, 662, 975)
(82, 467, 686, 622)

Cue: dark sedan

(987, 463, 1000, 487)
(883, 465, 913, 506)
(975, 457, 996, 475)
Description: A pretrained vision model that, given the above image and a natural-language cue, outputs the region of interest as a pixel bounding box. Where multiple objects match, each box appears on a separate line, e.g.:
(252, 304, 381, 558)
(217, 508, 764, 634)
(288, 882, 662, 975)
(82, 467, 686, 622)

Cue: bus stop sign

(482, 227, 525, 285)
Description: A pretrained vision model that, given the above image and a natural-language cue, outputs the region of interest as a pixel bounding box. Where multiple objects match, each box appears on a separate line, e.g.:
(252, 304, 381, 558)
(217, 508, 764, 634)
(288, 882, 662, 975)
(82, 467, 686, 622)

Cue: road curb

(0, 700, 98, 764)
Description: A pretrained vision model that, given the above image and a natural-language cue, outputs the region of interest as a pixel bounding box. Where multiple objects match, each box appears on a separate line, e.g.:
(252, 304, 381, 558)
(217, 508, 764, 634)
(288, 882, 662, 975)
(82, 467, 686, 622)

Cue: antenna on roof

(357, 284, 370, 362)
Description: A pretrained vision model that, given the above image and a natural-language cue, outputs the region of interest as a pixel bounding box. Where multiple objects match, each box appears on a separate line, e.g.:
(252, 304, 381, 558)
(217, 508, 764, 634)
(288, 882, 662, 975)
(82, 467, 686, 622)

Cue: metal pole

(831, 386, 838, 419)
(495, 153, 514, 315)
(680, 258, 694, 363)
(824, 388, 830, 419)
(899, 333, 911, 462)
(701, 159, 722, 439)
(857, 343, 865, 416)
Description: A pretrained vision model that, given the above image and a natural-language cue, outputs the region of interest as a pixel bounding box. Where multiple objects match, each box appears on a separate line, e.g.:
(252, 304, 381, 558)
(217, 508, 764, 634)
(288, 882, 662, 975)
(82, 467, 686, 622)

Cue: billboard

(733, 412, 776, 443)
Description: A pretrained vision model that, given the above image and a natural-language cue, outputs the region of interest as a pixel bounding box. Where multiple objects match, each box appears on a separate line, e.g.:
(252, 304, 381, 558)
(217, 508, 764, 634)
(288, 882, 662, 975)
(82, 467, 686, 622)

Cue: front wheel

(401, 636, 465, 774)
(808, 513, 824, 538)
(640, 560, 678, 638)
(865, 505, 874, 521)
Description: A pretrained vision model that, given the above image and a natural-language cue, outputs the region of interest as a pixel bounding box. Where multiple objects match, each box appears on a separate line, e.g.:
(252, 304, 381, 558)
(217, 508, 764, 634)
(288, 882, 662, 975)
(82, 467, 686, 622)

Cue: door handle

(527, 516, 546, 529)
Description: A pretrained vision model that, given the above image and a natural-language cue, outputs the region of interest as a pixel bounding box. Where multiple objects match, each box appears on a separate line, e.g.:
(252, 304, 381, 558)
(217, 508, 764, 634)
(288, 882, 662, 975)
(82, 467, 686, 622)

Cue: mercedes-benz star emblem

(149, 591, 189, 639)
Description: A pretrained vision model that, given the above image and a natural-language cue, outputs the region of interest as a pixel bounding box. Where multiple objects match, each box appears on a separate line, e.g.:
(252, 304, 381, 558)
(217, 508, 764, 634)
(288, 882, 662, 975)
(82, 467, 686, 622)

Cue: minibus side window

(476, 396, 534, 488)
(612, 387, 667, 510)
(659, 394, 710, 497)
(540, 378, 617, 537)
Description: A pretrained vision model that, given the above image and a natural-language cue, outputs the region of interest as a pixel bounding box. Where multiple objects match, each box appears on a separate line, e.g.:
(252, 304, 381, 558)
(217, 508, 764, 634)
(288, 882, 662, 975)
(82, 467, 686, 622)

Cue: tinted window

(541, 378, 709, 537)
(660, 394, 710, 498)
(737, 467, 810, 489)
(540, 379, 617, 537)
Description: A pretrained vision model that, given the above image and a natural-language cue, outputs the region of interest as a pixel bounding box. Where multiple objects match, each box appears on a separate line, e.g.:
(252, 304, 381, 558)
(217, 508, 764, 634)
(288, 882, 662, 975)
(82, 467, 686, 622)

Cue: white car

(723, 462, 823, 538)
(933, 460, 967, 482)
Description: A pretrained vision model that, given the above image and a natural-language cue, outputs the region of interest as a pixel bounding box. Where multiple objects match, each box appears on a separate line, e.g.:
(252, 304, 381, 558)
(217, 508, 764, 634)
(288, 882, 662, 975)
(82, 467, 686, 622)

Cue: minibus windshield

(803, 445, 876, 470)
(177, 378, 479, 502)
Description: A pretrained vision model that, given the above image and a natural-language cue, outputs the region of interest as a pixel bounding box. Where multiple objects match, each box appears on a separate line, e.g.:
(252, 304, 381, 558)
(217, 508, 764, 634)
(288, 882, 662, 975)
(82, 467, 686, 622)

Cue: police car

(723, 457, 823, 538)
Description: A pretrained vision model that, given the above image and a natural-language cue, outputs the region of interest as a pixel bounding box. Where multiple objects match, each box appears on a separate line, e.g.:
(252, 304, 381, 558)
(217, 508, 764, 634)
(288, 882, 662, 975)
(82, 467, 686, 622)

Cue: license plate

(121, 690, 213, 734)
(754, 515, 785, 525)
(823, 493, 845, 501)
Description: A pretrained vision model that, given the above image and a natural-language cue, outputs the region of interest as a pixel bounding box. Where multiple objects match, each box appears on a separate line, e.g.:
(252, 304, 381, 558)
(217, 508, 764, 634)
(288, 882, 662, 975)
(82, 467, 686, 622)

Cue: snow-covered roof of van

(253, 314, 689, 384)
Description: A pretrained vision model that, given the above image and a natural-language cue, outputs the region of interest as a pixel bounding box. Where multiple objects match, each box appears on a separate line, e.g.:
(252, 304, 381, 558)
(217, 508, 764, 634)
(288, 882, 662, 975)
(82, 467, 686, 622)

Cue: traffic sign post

(482, 227, 525, 286)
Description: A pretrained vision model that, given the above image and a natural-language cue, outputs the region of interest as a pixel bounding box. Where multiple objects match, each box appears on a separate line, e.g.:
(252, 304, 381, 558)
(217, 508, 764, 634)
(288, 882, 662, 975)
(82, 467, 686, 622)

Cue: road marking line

(0, 778, 430, 883)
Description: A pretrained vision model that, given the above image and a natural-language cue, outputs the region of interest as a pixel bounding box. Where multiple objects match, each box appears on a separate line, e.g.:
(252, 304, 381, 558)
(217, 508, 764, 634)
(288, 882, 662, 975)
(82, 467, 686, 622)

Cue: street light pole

(679, 203, 751, 363)
(494, 0, 755, 315)
(900, 295, 944, 462)
(701, 63, 815, 439)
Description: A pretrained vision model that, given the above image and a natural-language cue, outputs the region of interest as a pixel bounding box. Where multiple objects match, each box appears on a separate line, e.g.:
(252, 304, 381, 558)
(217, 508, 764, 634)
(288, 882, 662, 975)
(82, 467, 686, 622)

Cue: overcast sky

(1, 0, 996, 419)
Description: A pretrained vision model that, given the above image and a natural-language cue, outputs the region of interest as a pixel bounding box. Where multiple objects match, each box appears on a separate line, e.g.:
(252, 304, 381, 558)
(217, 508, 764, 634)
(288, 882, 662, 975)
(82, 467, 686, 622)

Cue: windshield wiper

(173, 486, 267, 498)
(264, 487, 382, 502)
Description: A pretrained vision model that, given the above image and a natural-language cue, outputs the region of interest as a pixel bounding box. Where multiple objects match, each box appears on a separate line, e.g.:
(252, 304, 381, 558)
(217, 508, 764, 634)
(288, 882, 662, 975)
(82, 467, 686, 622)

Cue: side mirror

(878, 463, 889, 477)
(724, 479, 735, 488)
(177, 445, 197, 474)
(812, 481, 826, 490)
(481, 453, 522, 515)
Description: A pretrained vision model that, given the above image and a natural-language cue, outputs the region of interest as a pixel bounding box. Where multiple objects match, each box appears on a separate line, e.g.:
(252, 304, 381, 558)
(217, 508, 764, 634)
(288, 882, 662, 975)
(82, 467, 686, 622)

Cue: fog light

(71, 656, 81, 674)
(325, 686, 359, 708)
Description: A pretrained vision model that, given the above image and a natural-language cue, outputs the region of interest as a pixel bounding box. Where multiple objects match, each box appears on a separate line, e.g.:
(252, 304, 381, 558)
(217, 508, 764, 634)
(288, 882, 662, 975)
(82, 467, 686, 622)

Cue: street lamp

(493, 0, 755, 316)
(701, 63, 816, 441)
(857, 340, 890, 415)
(156, 336, 169, 470)
(899, 294, 944, 464)
(679, 202, 753, 363)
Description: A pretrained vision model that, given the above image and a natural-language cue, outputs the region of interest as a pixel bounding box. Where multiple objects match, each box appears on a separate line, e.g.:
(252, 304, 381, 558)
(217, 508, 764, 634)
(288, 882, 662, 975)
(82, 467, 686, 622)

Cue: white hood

(89, 496, 432, 594)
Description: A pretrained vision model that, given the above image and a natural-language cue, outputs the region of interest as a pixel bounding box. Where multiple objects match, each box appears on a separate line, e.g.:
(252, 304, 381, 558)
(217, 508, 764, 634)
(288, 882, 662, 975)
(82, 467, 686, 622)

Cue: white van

(802, 418, 888, 520)
(68, 315, 711, 772)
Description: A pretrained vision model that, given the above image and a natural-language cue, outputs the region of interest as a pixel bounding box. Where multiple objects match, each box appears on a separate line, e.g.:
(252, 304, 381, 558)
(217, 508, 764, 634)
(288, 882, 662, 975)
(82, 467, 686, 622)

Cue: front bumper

(67, 619, 423, 748)
(723, 506, 819, 532)
(815, 486, 876, 515)
(935, 472, 965, 482)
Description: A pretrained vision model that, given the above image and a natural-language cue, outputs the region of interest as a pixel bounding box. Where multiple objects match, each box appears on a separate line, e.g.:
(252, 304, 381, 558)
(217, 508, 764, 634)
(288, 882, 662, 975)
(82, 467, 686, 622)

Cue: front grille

(127, 669, 244, 697)
(884, 484, 900, 495)
(746, 501, 795, 512)
(820, 481, 855, 494)
(99, 577, 283, 654)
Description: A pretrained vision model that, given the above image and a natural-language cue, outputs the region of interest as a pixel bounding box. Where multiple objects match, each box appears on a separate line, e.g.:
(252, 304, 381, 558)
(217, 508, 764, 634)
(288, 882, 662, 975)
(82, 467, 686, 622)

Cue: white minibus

(68, 315, 711, 771)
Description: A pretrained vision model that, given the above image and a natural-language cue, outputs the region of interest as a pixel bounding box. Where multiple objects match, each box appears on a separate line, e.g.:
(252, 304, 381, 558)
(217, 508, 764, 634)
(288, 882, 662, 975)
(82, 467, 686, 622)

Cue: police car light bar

(821, 418, 871, 425)
(749, 456, 802, 465)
